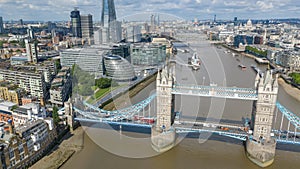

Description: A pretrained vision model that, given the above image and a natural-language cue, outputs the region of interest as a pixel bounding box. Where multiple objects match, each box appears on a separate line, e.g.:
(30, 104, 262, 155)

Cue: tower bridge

(65, 64, 300, 168)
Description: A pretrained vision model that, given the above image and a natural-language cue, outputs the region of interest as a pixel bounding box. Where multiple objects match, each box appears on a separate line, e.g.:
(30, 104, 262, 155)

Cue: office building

(94, 28, 110, 44)
(234, 34, 264, 48)
(60, 47, 106, 78)
(47, 21, 56, 32)
(101, 0, 117, 27)
(27, 26, 34, 39)
(234, 17, 238, 26)
(130, 43, 166, 66)
(152, 38, 173, 55)
(70, 8, 82, 38)
(81, 14, 94, 41)
(19, 19, 23, 26)
(150, 14, 156, 32)
(99, 0, 121, 44)
(25, 39, 38, 63)
(111, 43, 130, 59)
(0, 16, 3, 34)
(103, 54, 135, 81)
(109, 20, 122, 43)
(126, 25, 142, 43)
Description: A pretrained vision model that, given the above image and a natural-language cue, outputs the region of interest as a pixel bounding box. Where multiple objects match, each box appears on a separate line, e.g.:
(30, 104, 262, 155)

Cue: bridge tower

(246, 71, 278, 167)
(151, 65, 176, 152)
(65, 99, 75, 132)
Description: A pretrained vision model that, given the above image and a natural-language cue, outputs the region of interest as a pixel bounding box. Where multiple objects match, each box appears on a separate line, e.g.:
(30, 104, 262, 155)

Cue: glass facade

(130, 43, 166, 66)
(60, 48, 105, 78)
(101, 0, 117, 27)
(70, 8, 82, 38)
(0, 16, 3, 34)
(81, 14, 94, 40)
(103, 55, 135, 81)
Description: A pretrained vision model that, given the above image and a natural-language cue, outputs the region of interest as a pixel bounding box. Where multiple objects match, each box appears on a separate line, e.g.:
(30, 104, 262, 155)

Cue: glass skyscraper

(0, 17, 4, 34)
(97, 0, 121, 44)
(101, 0, 117, 27)
(81, 14, 94, 40)
(70, 8, 82, 38)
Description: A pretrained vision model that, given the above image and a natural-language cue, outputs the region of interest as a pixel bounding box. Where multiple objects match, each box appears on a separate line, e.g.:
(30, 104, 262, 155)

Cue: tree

(72, 64, 95, 96)
(55, 60, 61, 70)
(52, 106, 60, 125)
(95, 78, 112, 89)
(0, 41, 4, 48)
(19, 40, 25, 48)
(289, 73, 300, 84)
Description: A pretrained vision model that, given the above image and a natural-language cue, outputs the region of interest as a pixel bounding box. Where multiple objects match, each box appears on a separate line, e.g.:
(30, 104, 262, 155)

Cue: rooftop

(104, 54, 122, 60)
(15, 120, 44, 135)
(57, 71, 67, 77)
(0, 101, 17, 108)
(52, 78, 63, 84)
(13, 107, 30, 115)
(0, 61, 37, 73)
(0, 81, 20, 90)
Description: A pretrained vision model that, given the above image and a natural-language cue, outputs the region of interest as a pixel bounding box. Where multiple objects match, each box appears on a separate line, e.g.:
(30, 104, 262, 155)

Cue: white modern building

(60, 47, 106, 78)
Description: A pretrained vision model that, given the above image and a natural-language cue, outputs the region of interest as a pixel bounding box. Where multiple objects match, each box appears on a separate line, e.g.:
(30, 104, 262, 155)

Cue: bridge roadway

(67, 86, 300, 145)
(75, 116, 300, 145)
(172, 84, 258, 100)
(175, 120, 245, 130)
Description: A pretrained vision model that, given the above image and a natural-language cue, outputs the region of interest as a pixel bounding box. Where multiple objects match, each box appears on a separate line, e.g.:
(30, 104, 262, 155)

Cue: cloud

(0, 0, 299, 21)
(256, 1, 274, 10)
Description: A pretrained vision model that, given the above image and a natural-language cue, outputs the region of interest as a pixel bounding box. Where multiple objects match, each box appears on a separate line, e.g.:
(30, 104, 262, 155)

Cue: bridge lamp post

(202, 76, 205, 85)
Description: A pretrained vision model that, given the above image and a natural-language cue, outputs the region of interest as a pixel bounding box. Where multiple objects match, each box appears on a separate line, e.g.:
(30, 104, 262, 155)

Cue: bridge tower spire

(246, 71, 278, 167)
(151, 64, 176, 152)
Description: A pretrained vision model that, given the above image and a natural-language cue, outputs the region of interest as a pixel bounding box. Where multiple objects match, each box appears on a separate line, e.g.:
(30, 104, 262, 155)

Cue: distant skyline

(0, 0, 299, 21)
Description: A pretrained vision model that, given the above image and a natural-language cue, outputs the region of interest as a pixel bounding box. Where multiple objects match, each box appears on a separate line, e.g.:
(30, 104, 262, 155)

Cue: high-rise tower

(101, 0, 117, 27)
(0, 17, 4, 34)
(97, 0, 121, 44)
(70, 8, 82, 38)
(81, 14, 94, 41)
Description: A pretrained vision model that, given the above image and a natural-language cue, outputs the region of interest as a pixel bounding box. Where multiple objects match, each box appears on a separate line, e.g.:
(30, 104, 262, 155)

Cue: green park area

(289, 72, 300, 84)
(245, 46, 267, 57)
(71, 64, 120, 104)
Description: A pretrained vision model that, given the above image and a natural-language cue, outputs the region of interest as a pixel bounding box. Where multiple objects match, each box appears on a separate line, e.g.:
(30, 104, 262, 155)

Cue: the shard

(101, 0, 117, 27)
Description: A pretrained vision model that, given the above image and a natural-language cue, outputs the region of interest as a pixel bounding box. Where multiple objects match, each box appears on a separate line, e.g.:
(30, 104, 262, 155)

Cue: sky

(0, 0, 299, 21)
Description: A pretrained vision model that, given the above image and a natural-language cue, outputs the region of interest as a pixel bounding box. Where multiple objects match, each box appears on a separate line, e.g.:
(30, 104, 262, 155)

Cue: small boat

(238, 64, 247, 70)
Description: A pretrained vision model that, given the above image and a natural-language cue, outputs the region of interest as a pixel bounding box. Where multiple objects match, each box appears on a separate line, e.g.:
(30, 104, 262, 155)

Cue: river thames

(62, 32, 300, 169)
